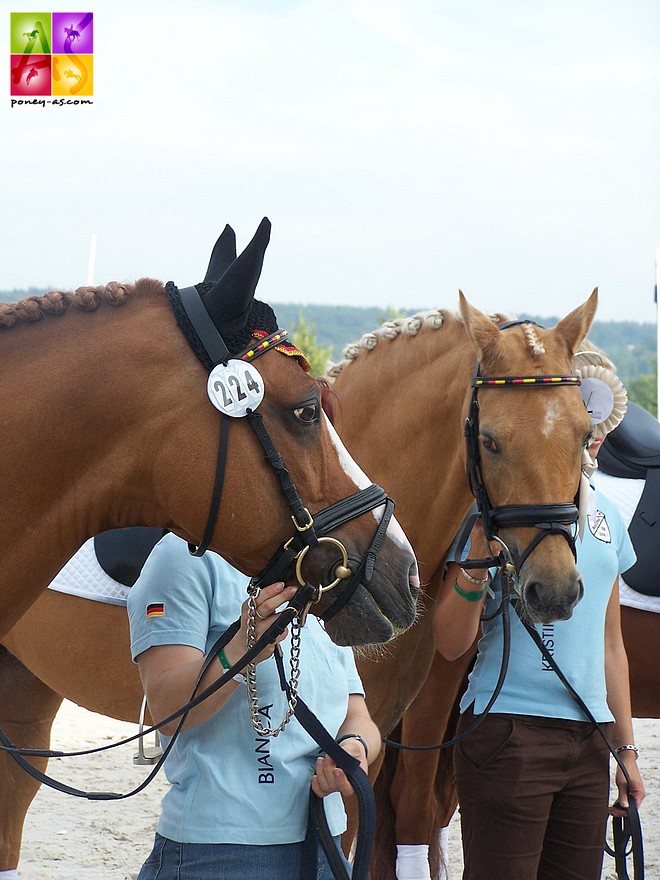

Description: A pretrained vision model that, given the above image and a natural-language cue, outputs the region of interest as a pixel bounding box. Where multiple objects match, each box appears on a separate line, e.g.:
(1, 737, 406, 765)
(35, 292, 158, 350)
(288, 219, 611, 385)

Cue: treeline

(274, 303, 656, 376)
(277, 304, 658, 415)
(2, 288, 656, 412)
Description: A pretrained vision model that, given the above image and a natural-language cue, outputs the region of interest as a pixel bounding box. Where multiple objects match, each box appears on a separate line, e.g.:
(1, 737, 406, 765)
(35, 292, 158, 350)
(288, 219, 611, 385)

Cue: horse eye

(480, 435, 498, 454)
(294, 403, 319, 424)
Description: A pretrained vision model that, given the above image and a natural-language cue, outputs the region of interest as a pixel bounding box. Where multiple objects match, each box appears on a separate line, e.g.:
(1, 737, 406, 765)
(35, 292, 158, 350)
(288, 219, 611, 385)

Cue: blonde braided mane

(326, 307, 514, 378)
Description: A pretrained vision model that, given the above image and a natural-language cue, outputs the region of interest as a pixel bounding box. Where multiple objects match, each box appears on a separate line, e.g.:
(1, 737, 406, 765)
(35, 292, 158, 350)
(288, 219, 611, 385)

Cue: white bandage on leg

(437, 826, 450, 880)
(396, 844, 431, 880)
(0, 871, 21, 880)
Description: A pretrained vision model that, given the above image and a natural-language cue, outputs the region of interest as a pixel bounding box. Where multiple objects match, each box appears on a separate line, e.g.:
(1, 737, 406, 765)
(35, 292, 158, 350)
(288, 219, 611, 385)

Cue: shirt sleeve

(126, 534, 215, 661)
(612, 505, 637, 575)
(342, 645, 365, 696)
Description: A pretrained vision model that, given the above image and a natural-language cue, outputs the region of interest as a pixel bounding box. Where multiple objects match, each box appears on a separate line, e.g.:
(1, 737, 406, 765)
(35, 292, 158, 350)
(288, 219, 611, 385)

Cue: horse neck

(0, 291, 186, 632)
(331, 318, 476, 586)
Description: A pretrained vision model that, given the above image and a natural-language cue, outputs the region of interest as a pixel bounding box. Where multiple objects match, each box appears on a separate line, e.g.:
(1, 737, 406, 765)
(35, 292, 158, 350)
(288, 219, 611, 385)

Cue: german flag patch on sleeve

(146, 602, 165, 619)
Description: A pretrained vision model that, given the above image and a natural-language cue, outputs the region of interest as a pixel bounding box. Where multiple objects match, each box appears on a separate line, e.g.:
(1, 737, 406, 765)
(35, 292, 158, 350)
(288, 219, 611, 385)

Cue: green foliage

(377, 306, 410, 324)
(288, 312, 333, 378)
(273, 303, 420, 363)
(627, 373, 657, 417)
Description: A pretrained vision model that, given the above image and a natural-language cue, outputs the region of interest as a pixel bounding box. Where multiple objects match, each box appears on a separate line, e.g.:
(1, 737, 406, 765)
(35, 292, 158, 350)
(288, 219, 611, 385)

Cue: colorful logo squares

(10, 12, 93, 98)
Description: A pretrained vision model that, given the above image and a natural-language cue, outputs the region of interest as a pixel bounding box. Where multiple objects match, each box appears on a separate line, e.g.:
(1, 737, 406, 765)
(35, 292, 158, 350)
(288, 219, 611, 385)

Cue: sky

(3, 0, 660, 323)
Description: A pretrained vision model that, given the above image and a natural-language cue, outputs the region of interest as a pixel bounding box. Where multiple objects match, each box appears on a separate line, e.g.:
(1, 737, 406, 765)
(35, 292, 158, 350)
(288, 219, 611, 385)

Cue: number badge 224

(207, 361, 264, 417)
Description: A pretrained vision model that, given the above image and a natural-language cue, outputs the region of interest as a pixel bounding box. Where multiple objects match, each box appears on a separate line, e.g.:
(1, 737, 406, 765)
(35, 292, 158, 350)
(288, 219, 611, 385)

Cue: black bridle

(174, 283, 396, 623)
(464, 370, 582, 571)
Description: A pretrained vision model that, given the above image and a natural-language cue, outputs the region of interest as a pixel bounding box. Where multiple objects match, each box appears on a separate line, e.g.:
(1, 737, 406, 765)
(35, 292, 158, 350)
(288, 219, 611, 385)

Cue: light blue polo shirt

(457, 489, 635, 721)
(127, 534, 364, 845)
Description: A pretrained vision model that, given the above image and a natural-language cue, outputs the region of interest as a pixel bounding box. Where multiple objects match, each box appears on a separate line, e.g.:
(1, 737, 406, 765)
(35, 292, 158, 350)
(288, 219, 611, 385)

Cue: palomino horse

(363, 401, 660, 880)
(0, 291, 601, 875)
(0, 217, 418, 647)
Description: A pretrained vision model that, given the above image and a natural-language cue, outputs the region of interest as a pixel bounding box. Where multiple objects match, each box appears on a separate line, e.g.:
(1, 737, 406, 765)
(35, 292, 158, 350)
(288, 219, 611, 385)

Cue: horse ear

(203, 217, 271, 331)
(203, 224, 237, 282)
(554, 288, 599, 355)
(459, 290, 501, 361)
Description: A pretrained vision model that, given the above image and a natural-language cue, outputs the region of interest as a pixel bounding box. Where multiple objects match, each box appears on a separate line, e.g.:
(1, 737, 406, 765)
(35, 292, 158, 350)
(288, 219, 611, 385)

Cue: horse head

(165, 219, 419, 646)
(459, 289, 598, 623)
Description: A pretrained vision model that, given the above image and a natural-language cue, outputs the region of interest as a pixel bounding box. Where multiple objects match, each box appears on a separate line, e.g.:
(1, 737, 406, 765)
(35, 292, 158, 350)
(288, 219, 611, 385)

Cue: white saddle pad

(48, 538, 129, 607)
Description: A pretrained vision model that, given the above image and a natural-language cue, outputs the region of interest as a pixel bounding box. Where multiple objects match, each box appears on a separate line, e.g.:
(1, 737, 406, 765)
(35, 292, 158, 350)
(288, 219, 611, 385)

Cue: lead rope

(270, 649, 375, 880)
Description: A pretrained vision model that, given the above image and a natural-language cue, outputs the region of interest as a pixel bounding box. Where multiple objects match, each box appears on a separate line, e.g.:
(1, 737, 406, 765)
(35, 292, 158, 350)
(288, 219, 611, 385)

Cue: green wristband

(453, 579, 486, 602)
(217, 648, 232, 671)
(217, 648, 246, 684)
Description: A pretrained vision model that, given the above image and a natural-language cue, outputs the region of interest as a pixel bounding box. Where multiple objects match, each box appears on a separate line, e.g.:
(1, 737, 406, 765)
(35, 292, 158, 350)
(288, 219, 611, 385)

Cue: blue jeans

(137, 832, 352, 880)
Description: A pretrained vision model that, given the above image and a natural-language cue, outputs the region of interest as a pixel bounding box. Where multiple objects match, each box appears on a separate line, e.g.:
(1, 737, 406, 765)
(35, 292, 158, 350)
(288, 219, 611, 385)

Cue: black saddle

(93, 527, 168, 588)
(599, 402, 660, 478)
(599, 402, 660, 598)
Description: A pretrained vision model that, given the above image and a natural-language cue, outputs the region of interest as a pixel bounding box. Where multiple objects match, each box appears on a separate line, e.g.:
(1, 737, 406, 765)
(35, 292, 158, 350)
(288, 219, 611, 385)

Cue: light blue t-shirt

(127, 534, 364, 845)
(456, 489, 635, 722)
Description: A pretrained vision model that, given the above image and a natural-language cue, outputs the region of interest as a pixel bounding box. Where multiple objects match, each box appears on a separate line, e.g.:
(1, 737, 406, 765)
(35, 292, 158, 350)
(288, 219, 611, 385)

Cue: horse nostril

(525, 581, 543, 610)
(408, 563, 420, 597)
(524, 578, 582, 622)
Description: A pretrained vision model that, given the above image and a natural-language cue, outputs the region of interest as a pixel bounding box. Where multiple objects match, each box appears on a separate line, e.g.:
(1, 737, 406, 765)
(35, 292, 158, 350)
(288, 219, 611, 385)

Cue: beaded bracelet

(459, 567, 490, 585)
(615, 744, 639, 757)
(337, 733, 369, 760)
(453, 579, 486, 602)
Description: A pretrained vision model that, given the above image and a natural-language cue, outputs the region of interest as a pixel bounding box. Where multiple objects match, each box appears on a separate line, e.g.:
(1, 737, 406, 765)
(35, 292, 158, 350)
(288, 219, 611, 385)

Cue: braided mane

(325, 307, 514, 378)
(0, 279, 163, 330)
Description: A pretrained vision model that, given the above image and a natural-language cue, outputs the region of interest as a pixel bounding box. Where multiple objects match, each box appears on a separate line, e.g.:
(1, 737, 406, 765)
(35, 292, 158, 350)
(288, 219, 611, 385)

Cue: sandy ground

(16, 702, 659, 879)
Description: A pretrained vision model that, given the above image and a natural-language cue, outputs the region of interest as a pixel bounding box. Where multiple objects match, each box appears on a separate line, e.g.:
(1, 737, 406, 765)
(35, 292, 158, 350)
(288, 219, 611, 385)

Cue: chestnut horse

(0, 217, 418, 648)
(0, 291, 602, 875)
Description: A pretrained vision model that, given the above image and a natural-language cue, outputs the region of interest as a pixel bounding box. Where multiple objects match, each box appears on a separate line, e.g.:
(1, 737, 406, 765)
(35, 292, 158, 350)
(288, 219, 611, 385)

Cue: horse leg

(621, 605, 659, 718)
(0, 646, 64, 872)
(389, 647, 475, 880)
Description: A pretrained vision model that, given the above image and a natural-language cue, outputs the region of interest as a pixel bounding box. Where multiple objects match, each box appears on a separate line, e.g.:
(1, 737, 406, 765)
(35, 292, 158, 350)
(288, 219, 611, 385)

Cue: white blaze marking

(542, 398, 562, 438)
(324, 415, 415, 555)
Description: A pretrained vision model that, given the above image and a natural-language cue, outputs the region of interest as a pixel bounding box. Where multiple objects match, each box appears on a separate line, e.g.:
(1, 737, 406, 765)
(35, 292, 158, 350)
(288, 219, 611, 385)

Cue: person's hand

(311, 738, 368, 799)
(610, 754, 646, 817)
(224, 581, 298, 666)
(468, 517, 500, 560)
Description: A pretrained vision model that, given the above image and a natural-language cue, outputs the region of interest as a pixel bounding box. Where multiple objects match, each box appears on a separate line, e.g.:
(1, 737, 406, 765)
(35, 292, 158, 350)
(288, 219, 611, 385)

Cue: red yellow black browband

(245, 329, 311, 373)
(472, 375, 581, 388)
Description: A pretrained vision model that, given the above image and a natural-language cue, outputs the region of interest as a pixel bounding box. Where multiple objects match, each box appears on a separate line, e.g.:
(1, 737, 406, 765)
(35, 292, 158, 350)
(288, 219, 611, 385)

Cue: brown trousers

(454, 710, 613, 880)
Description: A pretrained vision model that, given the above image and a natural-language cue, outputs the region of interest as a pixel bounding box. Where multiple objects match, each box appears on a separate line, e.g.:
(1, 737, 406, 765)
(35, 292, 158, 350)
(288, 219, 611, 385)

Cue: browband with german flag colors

(472, 375, 581, 388)
(241, 329, 311, 373)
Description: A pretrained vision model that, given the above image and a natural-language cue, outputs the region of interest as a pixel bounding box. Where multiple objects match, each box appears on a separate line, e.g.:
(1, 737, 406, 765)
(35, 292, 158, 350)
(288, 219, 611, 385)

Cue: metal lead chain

(246, 586, 301, 737)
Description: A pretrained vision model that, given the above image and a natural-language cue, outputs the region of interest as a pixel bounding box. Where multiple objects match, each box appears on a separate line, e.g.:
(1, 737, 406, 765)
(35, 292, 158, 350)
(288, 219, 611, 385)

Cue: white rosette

(574, 355, 628, 438)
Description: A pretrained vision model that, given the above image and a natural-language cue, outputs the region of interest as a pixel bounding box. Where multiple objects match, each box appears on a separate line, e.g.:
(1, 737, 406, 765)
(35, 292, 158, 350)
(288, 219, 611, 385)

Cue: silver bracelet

(336, 733, 369, 760)
(459, 567, 490, 586)
(615, 744, 639, 757)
